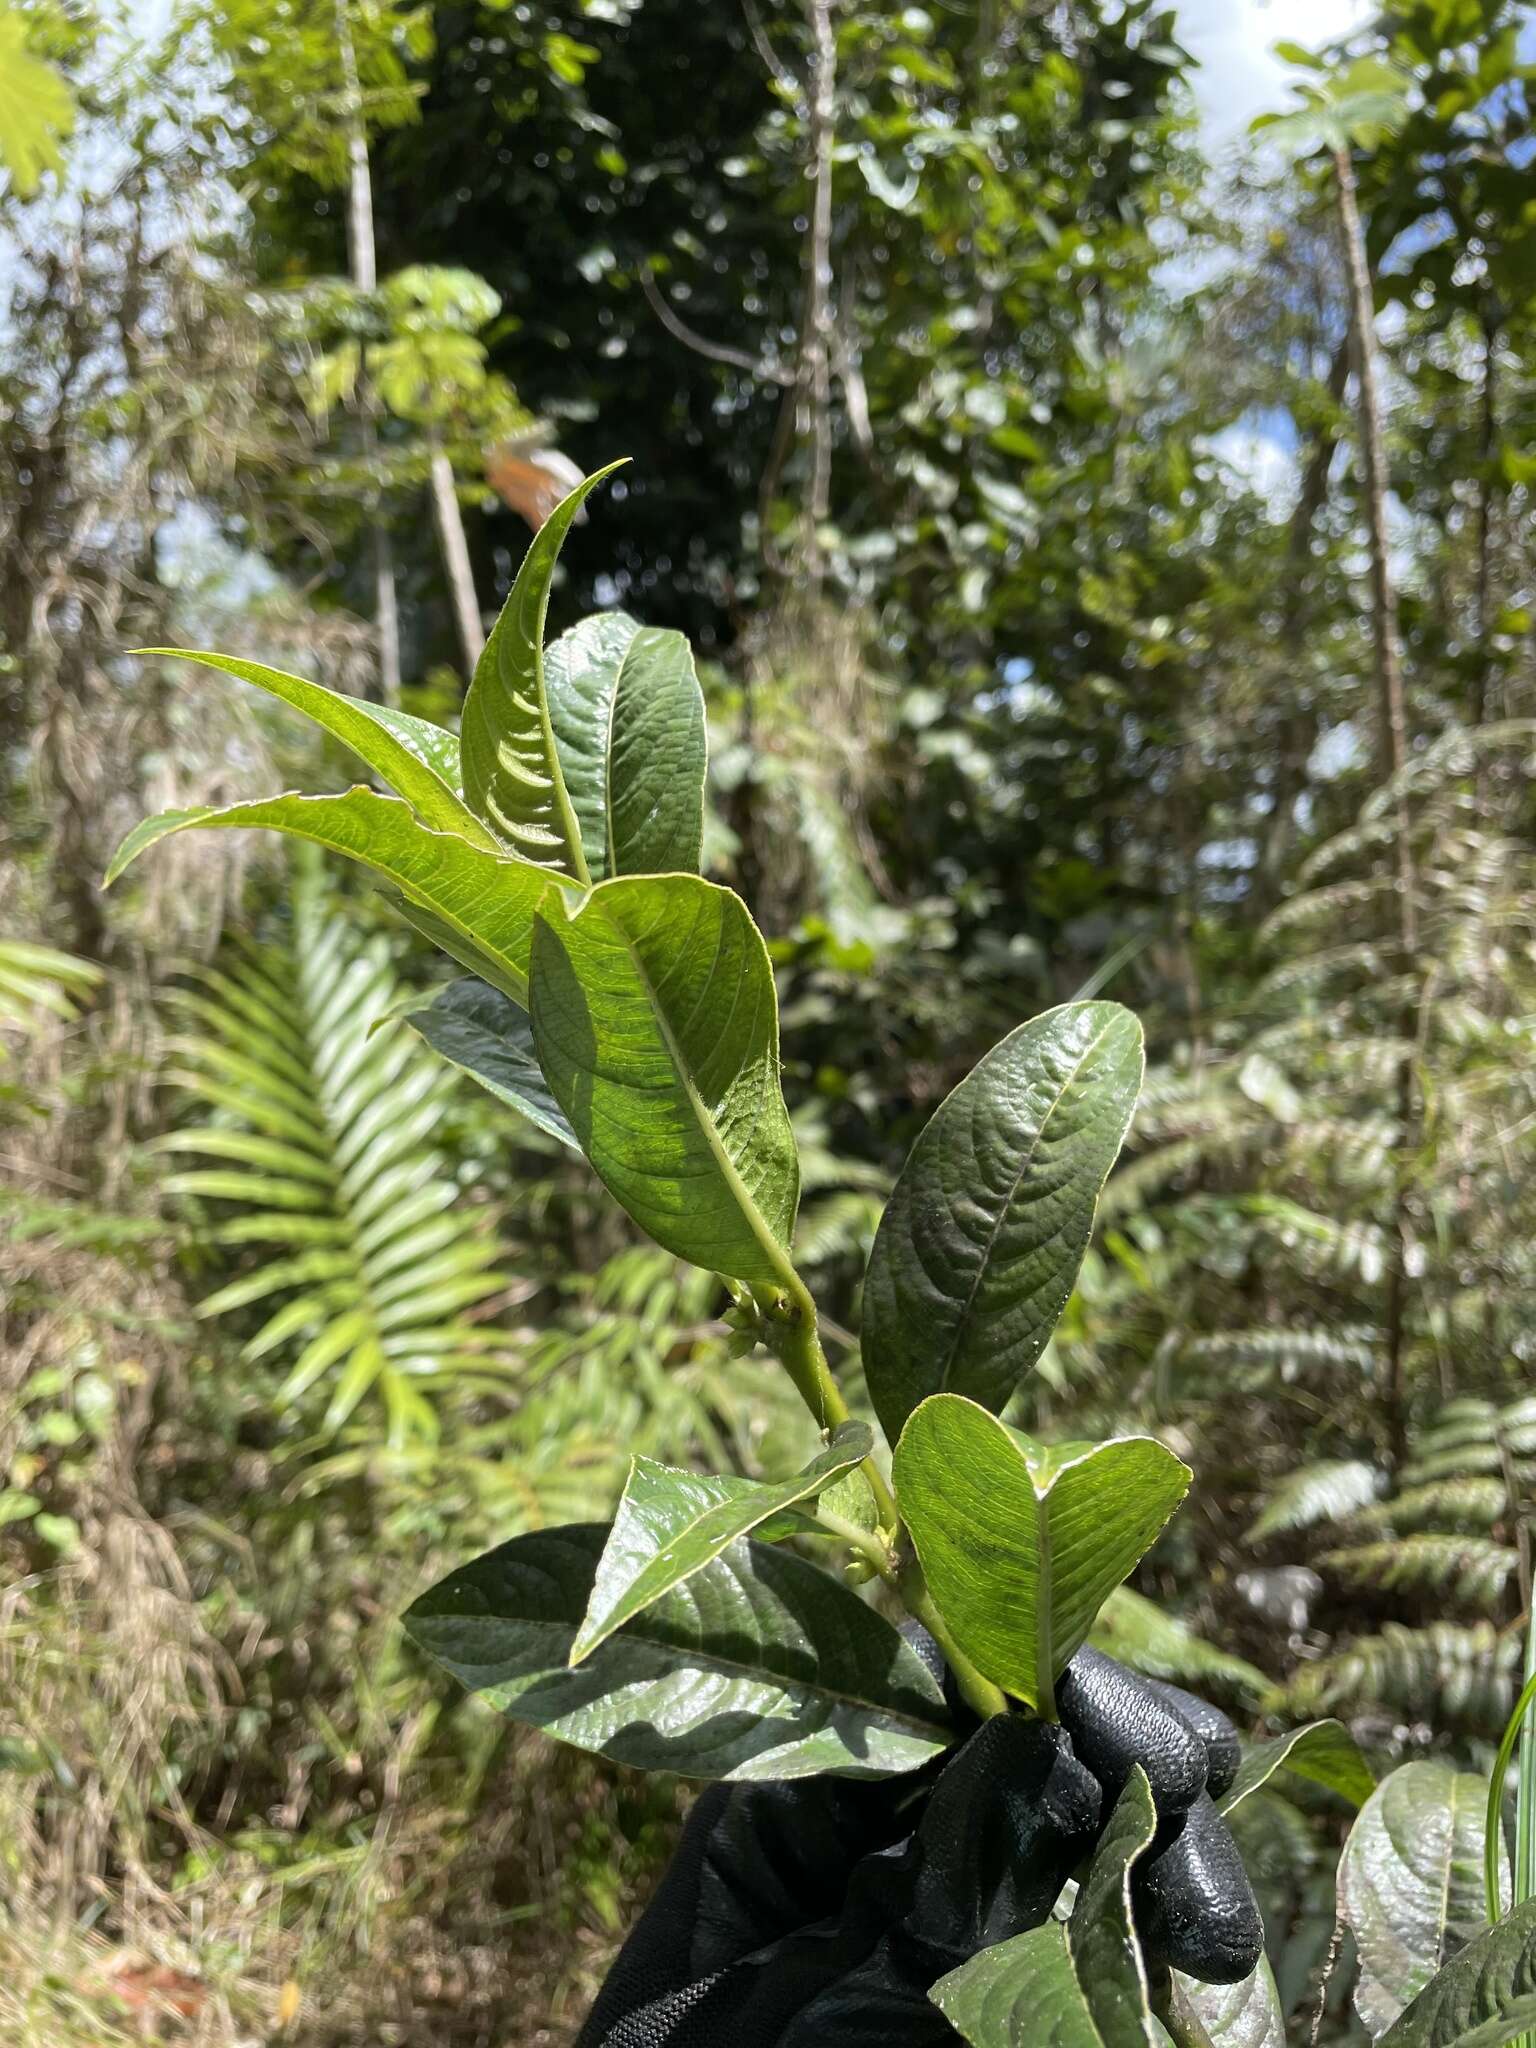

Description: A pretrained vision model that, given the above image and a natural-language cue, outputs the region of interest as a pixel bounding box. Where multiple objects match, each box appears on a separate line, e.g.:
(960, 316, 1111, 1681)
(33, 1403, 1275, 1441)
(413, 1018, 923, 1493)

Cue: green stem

(898, 1555, 1010, 1722)
(813, 1504, 896, 1583)
(759, 1269, 901, 1538)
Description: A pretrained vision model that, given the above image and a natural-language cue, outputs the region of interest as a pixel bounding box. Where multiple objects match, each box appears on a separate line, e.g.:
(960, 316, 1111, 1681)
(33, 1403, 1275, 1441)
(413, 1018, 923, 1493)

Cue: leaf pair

(894, 1395, 1190, 1716)
(108, 472, 816, 1302)
(404, 1514, 950, 1782)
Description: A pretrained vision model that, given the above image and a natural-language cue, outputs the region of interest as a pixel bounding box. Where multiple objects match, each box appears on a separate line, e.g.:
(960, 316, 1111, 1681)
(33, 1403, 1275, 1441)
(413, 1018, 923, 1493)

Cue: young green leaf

(405, 1521, 950, 1781)
(460, 462, 626, 876)
(401, 976, 579, 1149)
(1217, 1719, 1375, 1820)
(929, 1768, 1160, 2048)
(134, 649, 490, 844)
(1339, 1762, 1504, 2036)
(529, 872, 800, 1290)
(1375, 1899, 1536, 2048)
(862, 1001, 1144, 1445)
(105, 789, 574, 1006)
(893, 1394, 1190, 1714)
(569, 1422, 874, 1664)
(545, 610, 707, 878)
(1167, 1963, 1285, 2048)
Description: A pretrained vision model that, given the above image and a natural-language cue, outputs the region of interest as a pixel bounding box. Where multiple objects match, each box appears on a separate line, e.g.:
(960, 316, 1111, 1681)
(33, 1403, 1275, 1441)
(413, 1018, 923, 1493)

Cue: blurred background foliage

(3, 0, 1536, 2039)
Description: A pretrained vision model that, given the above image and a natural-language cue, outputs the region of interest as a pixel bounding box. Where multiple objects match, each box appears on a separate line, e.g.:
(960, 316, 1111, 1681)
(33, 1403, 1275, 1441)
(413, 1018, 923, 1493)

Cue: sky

(1175, 0, 1374, 146)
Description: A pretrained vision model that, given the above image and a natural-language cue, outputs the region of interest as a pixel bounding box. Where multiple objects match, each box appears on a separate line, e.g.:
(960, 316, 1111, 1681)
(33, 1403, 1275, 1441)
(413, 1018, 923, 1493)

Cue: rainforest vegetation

(4, 1, 1536, 2043)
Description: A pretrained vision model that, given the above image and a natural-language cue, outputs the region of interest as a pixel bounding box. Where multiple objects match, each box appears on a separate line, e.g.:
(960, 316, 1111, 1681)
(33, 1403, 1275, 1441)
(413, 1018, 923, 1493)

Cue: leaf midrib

(936, 1012, 1120, 1391)
(605, 893, 794, 1292)
(577, 1444, 865, 1659)
(451, 1610, 951, 1739)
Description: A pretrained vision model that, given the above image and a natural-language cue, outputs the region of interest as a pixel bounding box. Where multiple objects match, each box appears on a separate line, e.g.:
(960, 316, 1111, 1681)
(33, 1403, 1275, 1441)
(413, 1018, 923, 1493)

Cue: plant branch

(638, 266, 793, 385)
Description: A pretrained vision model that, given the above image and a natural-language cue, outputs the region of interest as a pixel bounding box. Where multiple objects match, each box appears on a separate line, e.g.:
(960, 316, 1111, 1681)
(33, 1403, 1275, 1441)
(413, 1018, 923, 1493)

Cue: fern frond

(163, 866, 510, 1444)
(1246, 1458, 1384, 1543)
(1315, 1534, 1519, 1610)
(1283, 1620, 1521, 1733)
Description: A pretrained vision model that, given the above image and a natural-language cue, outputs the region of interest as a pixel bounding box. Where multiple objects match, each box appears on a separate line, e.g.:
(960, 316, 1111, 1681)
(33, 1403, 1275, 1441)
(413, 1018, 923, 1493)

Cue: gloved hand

(576, 1640, 1261, 2048)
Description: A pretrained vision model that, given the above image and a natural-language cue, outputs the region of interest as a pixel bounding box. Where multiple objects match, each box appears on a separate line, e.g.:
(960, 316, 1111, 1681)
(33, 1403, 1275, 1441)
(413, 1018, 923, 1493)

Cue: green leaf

(529, 872, 800, 1290)
(1376, 1899, 1536, 2048)
(1167, 1963, 1285, 2048)
(460, 462, 627, 876)
(930, 1768, 1159, 2048)
(545, 611, 707, 879)
(403, 977, 579, 1149)
(570, 1423, 874, 1663)
(0, 9, 73, 197)
(893, 1395, 1190, 1714)
(105, 789, 574, 1006)
(1218, 1720, 1375, 1819)
(862, 1001, 1144, 1444)
(1339, 1762, 1503, 2037)
(134, 650, 491, 845)
(405, 1521, 951, 1781)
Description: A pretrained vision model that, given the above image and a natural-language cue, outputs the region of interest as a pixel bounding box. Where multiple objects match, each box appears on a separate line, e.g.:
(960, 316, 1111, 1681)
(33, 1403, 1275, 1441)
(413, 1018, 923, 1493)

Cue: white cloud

(1175, 0, 1374, 147)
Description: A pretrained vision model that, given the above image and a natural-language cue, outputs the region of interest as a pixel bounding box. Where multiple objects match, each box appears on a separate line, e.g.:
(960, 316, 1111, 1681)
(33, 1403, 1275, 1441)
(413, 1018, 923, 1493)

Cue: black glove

(577, 1644, 1260, 2048)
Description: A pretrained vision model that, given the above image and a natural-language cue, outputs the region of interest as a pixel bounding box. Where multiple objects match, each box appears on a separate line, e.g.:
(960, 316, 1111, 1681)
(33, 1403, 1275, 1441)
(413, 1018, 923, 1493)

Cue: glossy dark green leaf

(402, 976, 579, 1150)
(460, 463, 625, 876)
(862, 1001, 1144, 1444)
(106, 789, 572, 1006)
(570, 1423, 874, 1663)
(1218, 1720, 1375, 1820)
(545, 610, 707, 878)
(930, 1768, 1159, 2047)
(1338, 1761, 1502, 2036)
(136, 648, 489, 843)
(529, 872, 799, 1290)
(1376, 1899, 1536, 2048)
(894, 1394, 1189, 1713)
(405, 1521, 951, 1781)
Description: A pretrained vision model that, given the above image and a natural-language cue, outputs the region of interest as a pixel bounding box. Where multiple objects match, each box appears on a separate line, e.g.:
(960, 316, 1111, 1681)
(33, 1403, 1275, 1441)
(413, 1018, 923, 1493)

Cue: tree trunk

(1336, 141, 1418, 1472)
(337, 0, 401, 707)
(800, 0, 837, 594)
(1471, 312, 1499, 728)
(1334, 144, 1413, 835)
(429, 437, 485, 671)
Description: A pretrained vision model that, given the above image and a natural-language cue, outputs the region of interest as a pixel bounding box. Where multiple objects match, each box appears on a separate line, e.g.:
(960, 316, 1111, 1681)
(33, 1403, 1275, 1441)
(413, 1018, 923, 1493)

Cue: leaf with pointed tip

(1167, 1963, 1285, 2048)
(105, 789, 573, 1006)
(405, 1521, 950, 1781)
(862, 1002, 1144, 1445)
(135, 649, 490, 844)
(894, 1395, 1189, 1714)
(1376, 1899, 1536, 2048)
(570, 1423, 874, 1664)
(1218, 1720, 1374, 1820)
(529, 872, 799, 1289)
(545, 611, 707, 879)
(930, 1768, 1159, 2048)
(402, 977, 578, 1150)
(461, 462, 626, 875)
(1338, 1761, 1502, 2037)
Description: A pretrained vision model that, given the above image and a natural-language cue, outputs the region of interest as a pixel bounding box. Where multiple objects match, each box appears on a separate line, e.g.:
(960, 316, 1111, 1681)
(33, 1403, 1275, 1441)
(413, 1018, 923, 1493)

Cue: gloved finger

(1132, 1793, 1265, 1986)
(901, 1713, 1103, 1957)
(575, 1771, 923, 2047)
(1145, 1678, 1241, 1799)
(1055, 1646, 1209, 1818)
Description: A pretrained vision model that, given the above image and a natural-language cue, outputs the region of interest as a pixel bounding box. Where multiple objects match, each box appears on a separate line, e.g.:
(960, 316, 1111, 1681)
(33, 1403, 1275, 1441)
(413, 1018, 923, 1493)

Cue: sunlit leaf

(863, 1002, 1143, 1444)
(406, 1521, 951, 1780)
(894, 1394, 1189, 1714)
